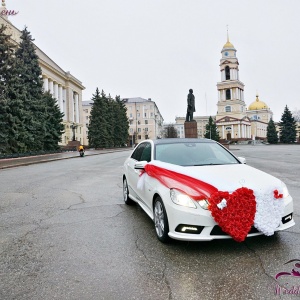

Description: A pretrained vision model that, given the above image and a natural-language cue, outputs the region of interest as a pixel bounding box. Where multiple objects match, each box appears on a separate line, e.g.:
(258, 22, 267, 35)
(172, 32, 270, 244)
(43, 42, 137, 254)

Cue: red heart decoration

(208, 187, 256, 242)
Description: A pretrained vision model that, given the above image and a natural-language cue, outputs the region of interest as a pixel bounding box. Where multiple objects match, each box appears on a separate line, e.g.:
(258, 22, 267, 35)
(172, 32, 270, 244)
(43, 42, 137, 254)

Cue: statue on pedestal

(186, 89, 195, 122)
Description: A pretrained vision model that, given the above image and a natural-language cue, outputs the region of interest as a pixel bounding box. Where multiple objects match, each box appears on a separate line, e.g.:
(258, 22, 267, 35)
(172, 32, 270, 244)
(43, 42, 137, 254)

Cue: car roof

(153, 138, 216, 145)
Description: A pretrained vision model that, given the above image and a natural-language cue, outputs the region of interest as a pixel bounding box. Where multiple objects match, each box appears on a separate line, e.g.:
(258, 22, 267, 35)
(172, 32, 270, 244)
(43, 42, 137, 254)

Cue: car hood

(150, 161, 283, 194)
(184, 164, 283, 193)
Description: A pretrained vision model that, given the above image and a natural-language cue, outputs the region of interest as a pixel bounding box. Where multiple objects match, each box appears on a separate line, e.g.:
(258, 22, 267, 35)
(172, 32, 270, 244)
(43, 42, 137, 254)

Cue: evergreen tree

(279, 105, 297, 143)
(113, 96, 129, 146)
(106, 94, 115, 147)
(205, 116, 220, 141)
(41, 91, 64, 150)
(0, 24, 28, 153)
(266, 118, 278, 144)
(15, 27, 45, 151)
(88, 88, 110, 148)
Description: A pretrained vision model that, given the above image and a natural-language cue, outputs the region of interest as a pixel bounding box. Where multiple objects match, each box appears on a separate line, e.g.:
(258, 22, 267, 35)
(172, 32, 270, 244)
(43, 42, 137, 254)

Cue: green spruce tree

(113, 96, 129, 147)
(205, 116, 220, 141)
(41, 91, 64, 150)
(0, 24, 28, 153)
(88, 88, 110, 148)
(279, 105, 297, 143)
(15, 27, 45, 151)
(266, 118, 278, 144)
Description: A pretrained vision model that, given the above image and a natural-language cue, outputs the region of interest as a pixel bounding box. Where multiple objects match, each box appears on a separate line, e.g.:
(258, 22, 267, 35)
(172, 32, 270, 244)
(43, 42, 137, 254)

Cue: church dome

(223, 41, 235, 49)
(248, 95, 269, 110)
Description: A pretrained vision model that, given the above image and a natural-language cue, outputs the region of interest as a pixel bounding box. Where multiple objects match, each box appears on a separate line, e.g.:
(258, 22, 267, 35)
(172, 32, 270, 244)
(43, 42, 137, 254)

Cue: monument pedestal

(184, 121, 197, 138)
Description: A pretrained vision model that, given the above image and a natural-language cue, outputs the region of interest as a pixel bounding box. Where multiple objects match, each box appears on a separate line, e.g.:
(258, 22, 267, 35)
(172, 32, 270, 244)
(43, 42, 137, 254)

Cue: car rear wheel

(123, 177, 134, 205)
(154, 197, 170, 243)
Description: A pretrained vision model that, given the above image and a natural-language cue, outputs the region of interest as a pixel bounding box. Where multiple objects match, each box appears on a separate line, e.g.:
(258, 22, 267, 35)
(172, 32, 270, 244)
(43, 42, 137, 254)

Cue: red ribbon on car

(143, 164, 218, 200)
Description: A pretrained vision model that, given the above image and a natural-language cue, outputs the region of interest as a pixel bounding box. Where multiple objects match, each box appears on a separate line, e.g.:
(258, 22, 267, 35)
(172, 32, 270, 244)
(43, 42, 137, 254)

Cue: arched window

(226, 89, 231, 100)
(225, 66, 230, 80)
(225, 106, 231, 112)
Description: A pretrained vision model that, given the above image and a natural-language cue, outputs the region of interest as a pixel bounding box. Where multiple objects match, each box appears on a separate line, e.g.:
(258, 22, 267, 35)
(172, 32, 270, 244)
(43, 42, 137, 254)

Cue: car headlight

(170, 189, 196, 209)
(198, 199, 210, 210)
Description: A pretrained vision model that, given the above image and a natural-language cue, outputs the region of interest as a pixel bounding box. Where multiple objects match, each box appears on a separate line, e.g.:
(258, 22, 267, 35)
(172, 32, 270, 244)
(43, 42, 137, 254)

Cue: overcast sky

(7, 0, 300, 123)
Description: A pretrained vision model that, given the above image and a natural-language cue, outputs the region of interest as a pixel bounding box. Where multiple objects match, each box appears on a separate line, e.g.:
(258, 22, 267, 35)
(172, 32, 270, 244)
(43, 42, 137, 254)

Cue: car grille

(210, 225, 260, 236)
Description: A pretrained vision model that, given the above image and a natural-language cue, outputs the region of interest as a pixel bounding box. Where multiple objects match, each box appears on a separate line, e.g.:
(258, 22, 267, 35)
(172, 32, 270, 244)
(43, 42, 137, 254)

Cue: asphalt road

(0, 145, 299, 300)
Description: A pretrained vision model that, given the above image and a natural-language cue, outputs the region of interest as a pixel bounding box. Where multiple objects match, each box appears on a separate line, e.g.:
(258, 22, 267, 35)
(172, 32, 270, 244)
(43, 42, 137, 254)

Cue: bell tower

(215, 32, 251, 141)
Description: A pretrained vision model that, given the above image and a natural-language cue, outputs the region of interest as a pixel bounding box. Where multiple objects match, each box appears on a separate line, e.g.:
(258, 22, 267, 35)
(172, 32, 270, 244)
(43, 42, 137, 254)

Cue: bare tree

(292, 108, 300, 122)
(163, 124, 178, 138)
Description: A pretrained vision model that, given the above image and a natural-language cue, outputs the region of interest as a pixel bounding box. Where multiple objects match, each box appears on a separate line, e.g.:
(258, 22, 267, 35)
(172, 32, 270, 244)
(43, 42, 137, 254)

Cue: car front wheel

(154, 197, 170, 243)
(123, 177, 134, 205)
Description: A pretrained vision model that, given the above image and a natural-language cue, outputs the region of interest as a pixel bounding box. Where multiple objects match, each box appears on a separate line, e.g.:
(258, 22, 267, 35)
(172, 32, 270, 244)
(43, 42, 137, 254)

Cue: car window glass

(155, 142, 238, 166)
(140, 143, 151, 162)
(131, 143, 146, 161)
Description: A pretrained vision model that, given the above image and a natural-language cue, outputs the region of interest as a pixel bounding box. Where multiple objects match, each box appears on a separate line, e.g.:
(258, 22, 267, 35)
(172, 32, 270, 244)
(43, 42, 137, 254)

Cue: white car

(123, 138, 295, 243)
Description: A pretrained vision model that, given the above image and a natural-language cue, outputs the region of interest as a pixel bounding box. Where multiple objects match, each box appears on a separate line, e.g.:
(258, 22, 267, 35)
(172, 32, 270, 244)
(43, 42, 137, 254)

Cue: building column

(49, 80, 54, 95)
(63, 88, 67, 121)
(43, 77, 49, 91)
(238, 124, 241, 138)
(54, 82, 58, 101)
(75, 93, 79, 123)
(222, 125, 225, 139)
(58, 85, 63, 113)
(71, 92, 75, 122)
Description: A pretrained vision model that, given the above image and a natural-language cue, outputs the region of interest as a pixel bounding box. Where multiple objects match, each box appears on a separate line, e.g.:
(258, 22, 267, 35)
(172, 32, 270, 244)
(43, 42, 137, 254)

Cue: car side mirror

(134, 161, 148, 170)
(238, 157, 246, 164)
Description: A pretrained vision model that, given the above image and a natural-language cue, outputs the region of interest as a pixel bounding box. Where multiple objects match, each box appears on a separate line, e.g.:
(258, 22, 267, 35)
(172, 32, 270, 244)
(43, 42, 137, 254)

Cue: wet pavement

(0, 148, 130, 169)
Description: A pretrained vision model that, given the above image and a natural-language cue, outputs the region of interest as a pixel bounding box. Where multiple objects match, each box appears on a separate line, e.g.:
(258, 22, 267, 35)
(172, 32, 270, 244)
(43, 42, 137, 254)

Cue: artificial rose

(208, 187, 256, 242)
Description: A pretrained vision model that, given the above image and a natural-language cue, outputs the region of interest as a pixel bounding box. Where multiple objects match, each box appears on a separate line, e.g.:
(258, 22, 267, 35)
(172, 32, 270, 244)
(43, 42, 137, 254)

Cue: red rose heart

(208, 187, 256, 242)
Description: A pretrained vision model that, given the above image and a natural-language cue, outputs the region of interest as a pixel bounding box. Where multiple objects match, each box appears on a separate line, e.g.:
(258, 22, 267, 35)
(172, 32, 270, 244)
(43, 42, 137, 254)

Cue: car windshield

(154, 142, 239, 166)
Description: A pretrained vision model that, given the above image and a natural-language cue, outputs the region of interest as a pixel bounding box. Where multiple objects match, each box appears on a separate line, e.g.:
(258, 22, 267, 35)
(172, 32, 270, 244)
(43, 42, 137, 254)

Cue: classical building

(1, 2, 85, 146)
(123, 97, 164, 146)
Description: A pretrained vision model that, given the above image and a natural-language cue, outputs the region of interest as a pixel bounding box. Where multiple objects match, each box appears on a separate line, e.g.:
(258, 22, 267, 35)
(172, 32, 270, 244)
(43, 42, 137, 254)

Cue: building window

(225, 66, 230, 80)
(130, 113, 132, 118)
(145, 120, 148, 124)
(145, 135, 149, 139)
(138, 121, 140, 125)
(138, 135, 141, 139)
(138, 128, 141, 132)
(225, 106, 231, 112)
(145, 128, 148, 132)
(137, 113, 140, 117)
(151, 112, 154, 117)
(226, 89, 231, 100)
(130, 128, 133, 133)
(225, 127, 232, 130)
(86, 116, 88, 120)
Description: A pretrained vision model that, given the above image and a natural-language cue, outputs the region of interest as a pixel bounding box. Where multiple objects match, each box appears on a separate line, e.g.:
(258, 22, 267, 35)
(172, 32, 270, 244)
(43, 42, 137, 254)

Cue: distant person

(186, 89, 195, 122)
(78, 145, 85, 157)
